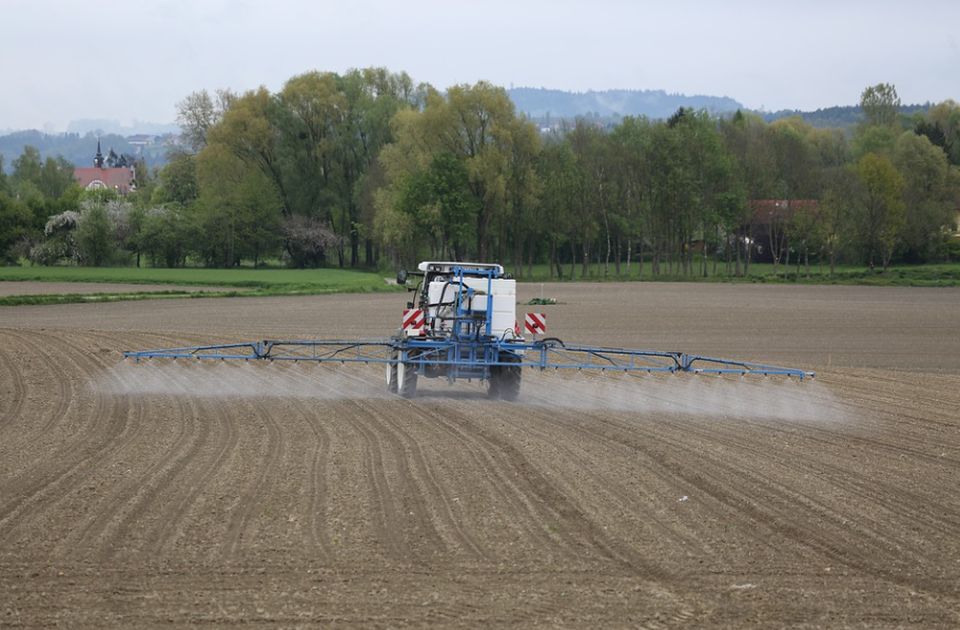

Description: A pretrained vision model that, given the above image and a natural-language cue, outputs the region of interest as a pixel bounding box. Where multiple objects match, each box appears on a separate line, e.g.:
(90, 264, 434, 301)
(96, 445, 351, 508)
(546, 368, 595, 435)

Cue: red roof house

(73, 139, 136, 194)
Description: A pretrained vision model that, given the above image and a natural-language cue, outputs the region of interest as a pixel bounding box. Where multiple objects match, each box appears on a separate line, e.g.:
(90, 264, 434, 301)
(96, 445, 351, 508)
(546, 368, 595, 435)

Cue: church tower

(93, 138, 105, 168)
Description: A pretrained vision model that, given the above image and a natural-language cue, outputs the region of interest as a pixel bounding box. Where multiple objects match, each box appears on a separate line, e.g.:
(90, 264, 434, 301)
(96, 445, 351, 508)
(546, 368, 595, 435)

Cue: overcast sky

(2, 0, 958, 131)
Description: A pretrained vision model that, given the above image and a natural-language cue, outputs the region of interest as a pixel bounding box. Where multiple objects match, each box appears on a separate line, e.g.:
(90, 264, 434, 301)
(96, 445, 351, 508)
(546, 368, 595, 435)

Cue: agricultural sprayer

(124, 261, 814, 399)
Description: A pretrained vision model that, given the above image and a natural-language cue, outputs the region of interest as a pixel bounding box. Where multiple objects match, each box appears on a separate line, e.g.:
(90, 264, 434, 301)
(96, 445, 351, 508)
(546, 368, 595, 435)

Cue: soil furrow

(222, 397, 283, 560)
(90, 368, 204, 559)
(0, 331, 125, 541)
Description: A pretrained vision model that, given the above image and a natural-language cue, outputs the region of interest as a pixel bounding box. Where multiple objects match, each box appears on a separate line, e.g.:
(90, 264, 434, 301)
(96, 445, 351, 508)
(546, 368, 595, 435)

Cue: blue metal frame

(123, 338, 814, 380)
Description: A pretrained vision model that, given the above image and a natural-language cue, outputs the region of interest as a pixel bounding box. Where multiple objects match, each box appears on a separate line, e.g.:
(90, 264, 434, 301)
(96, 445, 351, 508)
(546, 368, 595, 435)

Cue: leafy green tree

(194, 143, 282, 266)
(924, 100, 960, 165)
(39, 156, 77, 199)
(0, 155, 8, 194)
(860, 83, 901, 128)
(157, 151, 199, 205)
(11, 146, 43, 190)
(567, 120, 605, 277)
(608, 117, 653, 276)
(852, 125, 899, 159)
(380, 81, 539, 261)
(76, 204, 114, 266)
(208, 87, 291, 215)
(0, 192, 34, 262)
(893, 131, 954, 260)
(139, 205, 193, 267)
(719, 111, 778, 274)
(853, 153, 906, 269)
(394, 153, 478, 261)
(786, 202, 823, 277)
(502, 116, 542, 276)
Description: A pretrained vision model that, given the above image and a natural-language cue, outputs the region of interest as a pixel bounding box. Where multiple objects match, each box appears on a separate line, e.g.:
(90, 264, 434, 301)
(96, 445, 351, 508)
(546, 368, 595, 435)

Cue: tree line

(2, 73, 958, 275)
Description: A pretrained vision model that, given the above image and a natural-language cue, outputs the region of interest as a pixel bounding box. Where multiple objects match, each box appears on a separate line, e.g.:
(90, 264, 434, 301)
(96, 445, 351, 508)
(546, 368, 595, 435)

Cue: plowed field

(1, 283, 959, 627)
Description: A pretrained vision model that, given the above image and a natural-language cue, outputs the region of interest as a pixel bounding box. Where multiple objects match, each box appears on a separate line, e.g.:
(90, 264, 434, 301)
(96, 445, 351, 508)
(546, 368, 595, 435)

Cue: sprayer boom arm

(123, 338, 813, 380)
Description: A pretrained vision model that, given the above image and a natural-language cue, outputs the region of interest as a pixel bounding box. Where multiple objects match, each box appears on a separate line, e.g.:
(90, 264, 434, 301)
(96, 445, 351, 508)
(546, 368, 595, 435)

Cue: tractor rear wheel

(397, 360, 418, 398)
(488, 353, 521, 401)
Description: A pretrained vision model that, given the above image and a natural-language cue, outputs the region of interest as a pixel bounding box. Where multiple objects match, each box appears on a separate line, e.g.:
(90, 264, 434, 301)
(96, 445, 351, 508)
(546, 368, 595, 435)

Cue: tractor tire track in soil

(0, 331, 27, 429)
(1, 282, 959, 627)
(221, 396, 283, 561)
(0, 331, 127, 548)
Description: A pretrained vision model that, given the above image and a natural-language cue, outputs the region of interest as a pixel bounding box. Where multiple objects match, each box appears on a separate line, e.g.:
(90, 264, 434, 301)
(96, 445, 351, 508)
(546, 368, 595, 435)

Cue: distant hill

(760, 104, 931, 129)
(65, 118, 180, 136)
(508, 87, 744, 121)
(0, 130, 176, 173)
(507, 88, 933, 130)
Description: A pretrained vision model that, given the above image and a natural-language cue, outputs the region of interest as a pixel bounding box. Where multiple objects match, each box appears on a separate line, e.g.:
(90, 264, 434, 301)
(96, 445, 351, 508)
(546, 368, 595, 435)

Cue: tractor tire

(397, 360, 418, 398)
(488, 353, 521, 401)
(385, 354, 398, 394)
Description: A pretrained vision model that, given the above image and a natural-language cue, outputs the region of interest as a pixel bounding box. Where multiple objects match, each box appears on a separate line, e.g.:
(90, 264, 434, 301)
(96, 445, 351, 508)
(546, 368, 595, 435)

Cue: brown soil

(0, 282, 237, 297)
(1, 283, 959, 627)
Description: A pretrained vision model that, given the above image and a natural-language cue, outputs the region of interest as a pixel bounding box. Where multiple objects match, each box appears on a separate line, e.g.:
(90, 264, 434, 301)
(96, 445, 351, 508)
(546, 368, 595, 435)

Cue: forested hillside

(508, 87, 743, 120)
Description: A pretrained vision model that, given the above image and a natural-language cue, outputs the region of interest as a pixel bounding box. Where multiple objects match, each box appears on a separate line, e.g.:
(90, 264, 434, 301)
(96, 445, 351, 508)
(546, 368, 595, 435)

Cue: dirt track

(1, 283, 959, 627)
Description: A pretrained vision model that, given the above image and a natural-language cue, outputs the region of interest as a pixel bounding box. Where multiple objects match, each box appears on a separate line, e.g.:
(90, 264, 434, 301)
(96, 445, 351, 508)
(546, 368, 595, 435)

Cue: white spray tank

(419, 262, 517, 338)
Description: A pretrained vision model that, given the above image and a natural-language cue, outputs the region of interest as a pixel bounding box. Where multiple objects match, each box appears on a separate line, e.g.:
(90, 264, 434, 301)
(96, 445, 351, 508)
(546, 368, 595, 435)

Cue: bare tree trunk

(526, 236, 534, 279)
(614, 238, 622, 276)
(553, 239, 564, 280)
(549, 239, 556, 279)
(602, 211, 611, 277)
(736, 230, 747, 278)
(626, 237, 632, 277)
(513, 237, 523, 280)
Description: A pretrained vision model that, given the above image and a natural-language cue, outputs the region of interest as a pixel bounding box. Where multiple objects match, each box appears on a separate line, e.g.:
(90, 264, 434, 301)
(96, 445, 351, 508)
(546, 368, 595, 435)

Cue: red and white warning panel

(524, 312, 547, 335)
(402, 309, 425, 336)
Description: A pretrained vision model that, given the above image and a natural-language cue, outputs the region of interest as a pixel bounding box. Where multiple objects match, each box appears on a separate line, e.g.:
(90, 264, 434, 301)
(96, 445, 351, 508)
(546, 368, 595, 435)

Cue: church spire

(94, 137, 105, 168)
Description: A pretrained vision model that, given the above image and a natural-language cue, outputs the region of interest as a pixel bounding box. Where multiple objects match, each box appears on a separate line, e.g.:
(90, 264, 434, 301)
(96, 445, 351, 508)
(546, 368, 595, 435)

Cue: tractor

(123, 261, 814, 398)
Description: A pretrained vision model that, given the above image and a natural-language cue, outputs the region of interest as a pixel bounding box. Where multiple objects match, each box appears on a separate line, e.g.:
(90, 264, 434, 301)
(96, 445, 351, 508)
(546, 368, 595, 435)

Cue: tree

(177, 89, 234, 153)
(860, 83, 901, 128)
(208, 87, 291, 216)
(567, 120, 605, 277)
(39, 156, 76, 199)
(11, 146, 43, 190)
(893, 131, 954, 260)
(853, 153, 906, 269)
(0, 155, 8, 194)
(379, 81, 539, 261)
(194, 143, 282, 266)
(924, 100, 960, 165)
(139, 205, 192, 267)
(281, 215, 336, 268)
(157, 151, 199, 205)
(76, 204, 114, 266)
(0, 192, 33, 262)
(535, 140, 578, 278)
